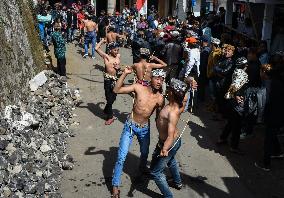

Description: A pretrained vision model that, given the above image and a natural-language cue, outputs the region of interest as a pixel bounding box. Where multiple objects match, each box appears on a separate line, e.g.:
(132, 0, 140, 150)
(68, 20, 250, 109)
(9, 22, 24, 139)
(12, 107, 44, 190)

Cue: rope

(157, 115, 191, 157)
(157, 89, 195, 157)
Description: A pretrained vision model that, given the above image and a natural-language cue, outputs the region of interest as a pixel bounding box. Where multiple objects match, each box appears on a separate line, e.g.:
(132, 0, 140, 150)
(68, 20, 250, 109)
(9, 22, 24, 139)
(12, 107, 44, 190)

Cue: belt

(104, 73, 118, 81)
(127, 116, 149, 129)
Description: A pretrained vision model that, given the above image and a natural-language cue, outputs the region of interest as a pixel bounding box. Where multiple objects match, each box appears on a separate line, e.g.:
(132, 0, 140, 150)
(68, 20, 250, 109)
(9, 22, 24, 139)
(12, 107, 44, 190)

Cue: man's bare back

(156, 105, 180, 141)
(106, 31, 118, 43)
(84, 20, 97, 32)
(133, 56, 167, 82)
(133, 61, 152, 81)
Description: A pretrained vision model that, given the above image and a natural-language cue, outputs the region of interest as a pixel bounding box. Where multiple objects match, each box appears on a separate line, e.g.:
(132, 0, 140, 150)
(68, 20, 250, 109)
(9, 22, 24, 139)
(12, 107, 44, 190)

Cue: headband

(152, 69, 166, 78)
(170, 78, 187, 94)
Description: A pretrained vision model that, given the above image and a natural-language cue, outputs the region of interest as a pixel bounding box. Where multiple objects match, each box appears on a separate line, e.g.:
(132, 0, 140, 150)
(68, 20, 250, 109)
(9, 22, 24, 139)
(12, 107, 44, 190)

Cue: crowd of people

(33, 1, 284, 197)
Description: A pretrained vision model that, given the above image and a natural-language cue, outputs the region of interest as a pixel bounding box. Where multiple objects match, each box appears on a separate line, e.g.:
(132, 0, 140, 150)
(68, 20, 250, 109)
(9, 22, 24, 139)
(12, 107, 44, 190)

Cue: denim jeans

(38, 22, 45, 41)
(67, 27, 75, 42)
(112, 119, 150, 186)
(150, 139, 182, 198)
(84, 31, 96, 57)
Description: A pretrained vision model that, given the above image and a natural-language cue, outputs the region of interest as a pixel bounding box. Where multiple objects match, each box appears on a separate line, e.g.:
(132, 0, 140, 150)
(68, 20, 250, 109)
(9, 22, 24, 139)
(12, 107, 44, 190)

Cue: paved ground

(55, 43, 284, 198)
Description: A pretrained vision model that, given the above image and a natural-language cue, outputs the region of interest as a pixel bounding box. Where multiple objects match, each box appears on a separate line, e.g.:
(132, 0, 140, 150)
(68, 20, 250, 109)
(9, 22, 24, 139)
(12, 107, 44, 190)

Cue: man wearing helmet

(111, 68, 166, 197)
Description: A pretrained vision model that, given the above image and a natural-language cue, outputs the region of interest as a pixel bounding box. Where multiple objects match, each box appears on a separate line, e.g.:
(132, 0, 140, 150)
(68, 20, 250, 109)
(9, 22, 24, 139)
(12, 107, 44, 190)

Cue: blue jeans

(112, 118, 150, 186)
(84, 31, 96, 57)
(38, 22, 45, 41)
(67, 27, 75, 42)
(150, 139, 182, 198)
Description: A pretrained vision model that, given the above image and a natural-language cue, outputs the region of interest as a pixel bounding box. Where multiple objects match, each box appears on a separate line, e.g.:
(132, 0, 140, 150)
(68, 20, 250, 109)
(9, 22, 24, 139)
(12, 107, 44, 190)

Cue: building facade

(223, 0, 284, 52)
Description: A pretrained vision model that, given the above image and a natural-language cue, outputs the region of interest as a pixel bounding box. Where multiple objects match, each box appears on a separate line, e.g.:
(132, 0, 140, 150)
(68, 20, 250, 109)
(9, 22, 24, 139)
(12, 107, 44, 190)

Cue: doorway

(148, 0, 159, 11)
(96, 0, 108, 16)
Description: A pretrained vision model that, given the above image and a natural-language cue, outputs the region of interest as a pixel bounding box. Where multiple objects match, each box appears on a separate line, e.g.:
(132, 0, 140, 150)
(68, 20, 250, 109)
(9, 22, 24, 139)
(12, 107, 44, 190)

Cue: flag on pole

(136, 0, 147, 16)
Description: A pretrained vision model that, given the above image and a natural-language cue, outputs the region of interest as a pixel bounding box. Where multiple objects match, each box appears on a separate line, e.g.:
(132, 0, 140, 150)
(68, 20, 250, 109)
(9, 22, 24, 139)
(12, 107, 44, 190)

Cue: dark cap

(201, 35, 210, 43)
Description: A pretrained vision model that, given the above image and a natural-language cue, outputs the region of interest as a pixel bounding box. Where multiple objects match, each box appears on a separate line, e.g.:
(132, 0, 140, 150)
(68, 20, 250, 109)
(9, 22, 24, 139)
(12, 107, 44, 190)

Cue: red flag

(136, 0, 146, 10)
(136, 0, 147, 15)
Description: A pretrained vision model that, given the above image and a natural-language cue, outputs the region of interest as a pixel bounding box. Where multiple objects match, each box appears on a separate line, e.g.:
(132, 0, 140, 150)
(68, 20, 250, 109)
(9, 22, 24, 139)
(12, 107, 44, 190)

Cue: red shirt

(77, 12, 85, 29)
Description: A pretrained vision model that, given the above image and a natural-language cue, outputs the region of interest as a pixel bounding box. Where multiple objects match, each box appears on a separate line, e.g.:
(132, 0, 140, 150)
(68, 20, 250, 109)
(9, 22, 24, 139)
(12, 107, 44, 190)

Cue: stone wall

(0, 0, 44, 107)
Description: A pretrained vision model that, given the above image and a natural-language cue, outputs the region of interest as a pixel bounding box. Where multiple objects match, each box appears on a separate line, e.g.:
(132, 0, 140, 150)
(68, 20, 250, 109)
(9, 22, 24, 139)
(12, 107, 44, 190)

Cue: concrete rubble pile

(0, 70, 81, 198)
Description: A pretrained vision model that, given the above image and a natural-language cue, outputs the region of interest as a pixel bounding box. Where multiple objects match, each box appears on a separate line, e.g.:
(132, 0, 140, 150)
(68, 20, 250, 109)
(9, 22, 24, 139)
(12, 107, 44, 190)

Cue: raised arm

(160, 111, 179, 156)
(149, 56, 167, 69)
(113, 66, 136, 94)
(95, 38, 108, 59)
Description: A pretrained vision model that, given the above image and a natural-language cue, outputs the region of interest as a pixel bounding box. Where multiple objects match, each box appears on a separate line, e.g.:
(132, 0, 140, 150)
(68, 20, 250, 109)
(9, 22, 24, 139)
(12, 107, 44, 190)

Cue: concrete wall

(177, 0, 187, 21)
(107, 0, 116, 14)
(0, 0, 44, 107)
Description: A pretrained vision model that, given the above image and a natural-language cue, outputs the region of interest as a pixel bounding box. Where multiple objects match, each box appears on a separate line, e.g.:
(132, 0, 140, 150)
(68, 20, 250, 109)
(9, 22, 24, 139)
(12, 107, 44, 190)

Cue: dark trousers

(197, 75, 207, 102)
(104, 79, 117, 120)
(215, 81, 227, 115)
(263, 126, 282, 166)
(57, 57, 66, 76)
(242, 114, 257, 135)
(220, 108, 242, 149)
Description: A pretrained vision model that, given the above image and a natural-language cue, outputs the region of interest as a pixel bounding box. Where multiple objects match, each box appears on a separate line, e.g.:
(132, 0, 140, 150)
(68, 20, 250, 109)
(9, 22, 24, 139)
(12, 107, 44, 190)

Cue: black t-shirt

(247, 60, 261, 87)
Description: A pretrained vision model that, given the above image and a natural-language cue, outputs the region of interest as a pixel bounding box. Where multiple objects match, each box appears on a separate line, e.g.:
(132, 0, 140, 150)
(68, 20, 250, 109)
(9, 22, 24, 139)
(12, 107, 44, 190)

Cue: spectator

(51, 23, 66, 76)
(255, 56, 284, 171)
(198, 35, 212, 101)
(217, 57, 249, 154)
(258, 40, 269, 65)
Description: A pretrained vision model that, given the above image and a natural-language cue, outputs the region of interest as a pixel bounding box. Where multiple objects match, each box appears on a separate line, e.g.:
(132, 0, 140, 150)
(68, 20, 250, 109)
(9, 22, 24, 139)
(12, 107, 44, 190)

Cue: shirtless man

(83, 15, 98, 59)
(150, 78, 188, 198)
(105, 25, 126, 54)
(95, 38, 121, 125)
(132, 48, 167, 86)
(111, 68, 166, 197)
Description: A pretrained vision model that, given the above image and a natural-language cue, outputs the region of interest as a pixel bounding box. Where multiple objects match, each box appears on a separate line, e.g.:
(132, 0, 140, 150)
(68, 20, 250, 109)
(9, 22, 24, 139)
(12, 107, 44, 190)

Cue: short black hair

(169, 88, 185, 108)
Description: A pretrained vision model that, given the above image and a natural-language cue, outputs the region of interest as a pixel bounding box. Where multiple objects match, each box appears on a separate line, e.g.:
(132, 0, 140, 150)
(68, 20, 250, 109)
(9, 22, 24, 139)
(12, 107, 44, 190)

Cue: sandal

(111, 190, 120, 198)
(105, 117, 115, 125)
